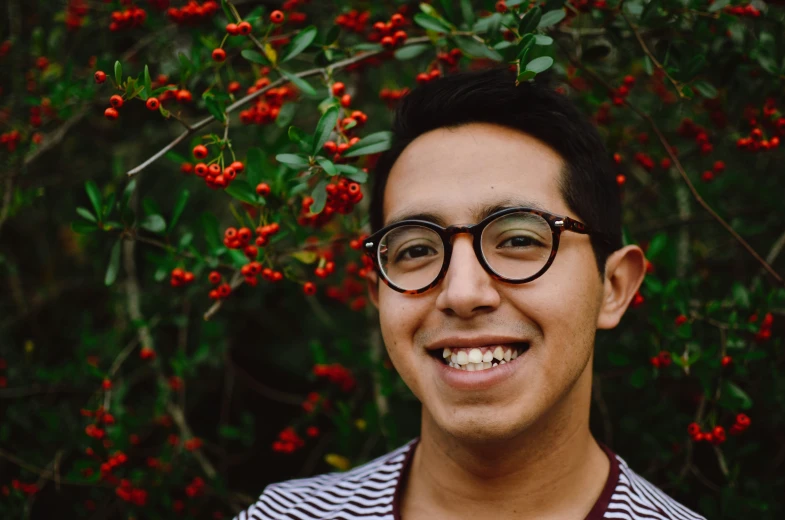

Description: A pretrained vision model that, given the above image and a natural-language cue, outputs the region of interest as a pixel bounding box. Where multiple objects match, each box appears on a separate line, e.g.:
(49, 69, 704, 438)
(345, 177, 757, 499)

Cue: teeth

(492, 362, 498, 367)
(468, 348, 483, 364)
(443, 348, 452, 359)
(511, 349, 518, 360)
(493, 346, 504, 360)
(451, 352, 458, 364)
(466, 362, 476, 371)
(504, 348, 512, 362)
(500, 360, 506, 364)
(456, 351, 469, 365)
(482, 350, 493, 363)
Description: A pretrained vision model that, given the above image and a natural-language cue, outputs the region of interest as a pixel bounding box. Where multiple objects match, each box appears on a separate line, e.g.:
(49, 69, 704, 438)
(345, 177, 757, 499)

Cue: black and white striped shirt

(235, 438, 707, 520)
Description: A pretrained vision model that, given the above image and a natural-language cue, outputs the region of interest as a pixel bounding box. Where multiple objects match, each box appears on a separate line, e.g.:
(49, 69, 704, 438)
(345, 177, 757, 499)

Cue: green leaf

(310, 179, 329, 214)
(453, 36, 502, 61)
(105, 239, 122, 286)
(203, 94, 226, 123)
(168, 189, 190, 233)
(525, 56, 554, 74)
(394, 44, 430, 60)
(85, 181, 103, 218)
(316, 157, 337, 176)
(413, 13, 453, 33)
(629, 367, 647, 389)
(276, 153, 310, 169)
(241, 49, 268, 65)
(102, 192, 116, 221)
(279, 69, 317, 97)
(342, 131, 393, 157)
(708, 0, 731, 12)
(732, 282, 751, 309)
(281, 25, 318, 63)
(693, 81, 718, 99)
(275, 102, 297, 128)
(114, 60, 122, 86)
(519, 7, 542, 35)
(534, 34, 553, 45)
(202, 212, 221, 250)
(245, 148, 264, 186)
(646, 233, 668, 260)
(312, 106, 340, 156)
(538, 9, 565, 28)
(460, 0, 475, 26)
(517, 33, 536, 62)
(224, 180, 260, 205)
(76, 207, 97, 223)
(334, 164, 368, 183)
(71, 220, 99, 234)
(516, 70, 536, 83)
(140, 215, 166, 233)
(722, 381, 753, 410)
(144, 65, 152, 97)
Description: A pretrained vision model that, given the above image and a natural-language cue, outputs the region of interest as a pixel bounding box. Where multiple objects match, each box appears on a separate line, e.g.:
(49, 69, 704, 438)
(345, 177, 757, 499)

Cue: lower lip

(432, 345, 528, 391)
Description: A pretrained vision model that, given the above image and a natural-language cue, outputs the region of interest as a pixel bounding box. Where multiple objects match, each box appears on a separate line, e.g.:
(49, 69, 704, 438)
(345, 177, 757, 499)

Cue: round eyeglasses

(363, 207, 604, 294)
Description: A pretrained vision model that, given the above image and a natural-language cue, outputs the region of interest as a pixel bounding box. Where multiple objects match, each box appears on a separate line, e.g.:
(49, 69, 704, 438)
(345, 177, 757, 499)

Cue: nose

(434, 233, 501, 318)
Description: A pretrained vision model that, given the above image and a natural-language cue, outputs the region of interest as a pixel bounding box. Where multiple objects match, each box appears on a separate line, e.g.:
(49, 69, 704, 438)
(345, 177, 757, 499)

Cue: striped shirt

(235, 438, 706, 520)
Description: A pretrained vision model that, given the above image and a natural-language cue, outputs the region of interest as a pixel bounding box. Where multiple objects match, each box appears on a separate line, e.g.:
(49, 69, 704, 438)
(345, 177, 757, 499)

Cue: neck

(403, 362, 609, 519)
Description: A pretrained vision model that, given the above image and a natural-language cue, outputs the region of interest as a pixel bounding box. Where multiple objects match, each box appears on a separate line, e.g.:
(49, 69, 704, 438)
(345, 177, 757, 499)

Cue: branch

(229, 357, 305, 406)
(126, 36, 431, 177)
(203, 271, 244, 321)
(0, 448, 109, 488)
(553, 36, 785, 287)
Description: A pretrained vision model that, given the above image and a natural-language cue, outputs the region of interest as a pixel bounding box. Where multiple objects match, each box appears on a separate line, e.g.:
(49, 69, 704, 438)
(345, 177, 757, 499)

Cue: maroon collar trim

(391, 438, 619, 520)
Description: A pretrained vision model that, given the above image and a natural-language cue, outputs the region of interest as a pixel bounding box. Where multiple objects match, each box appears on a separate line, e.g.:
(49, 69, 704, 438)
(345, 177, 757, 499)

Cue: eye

(395, 244, 437, 262)
(499, 235, 545, 248)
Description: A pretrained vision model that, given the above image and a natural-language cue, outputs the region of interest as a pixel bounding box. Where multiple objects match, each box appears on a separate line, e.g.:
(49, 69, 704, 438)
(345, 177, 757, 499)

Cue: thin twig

(0, 448, 109, 488)
(229, 357, 305, 405)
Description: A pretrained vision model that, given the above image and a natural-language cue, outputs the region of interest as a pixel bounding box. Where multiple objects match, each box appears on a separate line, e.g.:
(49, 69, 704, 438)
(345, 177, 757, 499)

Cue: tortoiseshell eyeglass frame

(363, 207, 606, 295)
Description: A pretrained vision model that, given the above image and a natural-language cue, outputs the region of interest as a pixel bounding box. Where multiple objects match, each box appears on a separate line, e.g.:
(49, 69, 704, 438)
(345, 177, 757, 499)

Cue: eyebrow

(384, 197, 552, 227)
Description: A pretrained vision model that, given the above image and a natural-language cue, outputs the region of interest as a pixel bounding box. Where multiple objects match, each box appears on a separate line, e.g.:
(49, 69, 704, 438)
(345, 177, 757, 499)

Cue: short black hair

(369, 65, 622, 277)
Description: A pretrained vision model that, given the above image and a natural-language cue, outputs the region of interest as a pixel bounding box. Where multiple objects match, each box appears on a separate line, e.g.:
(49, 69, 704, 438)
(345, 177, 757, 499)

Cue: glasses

(363, 207, 603, 294)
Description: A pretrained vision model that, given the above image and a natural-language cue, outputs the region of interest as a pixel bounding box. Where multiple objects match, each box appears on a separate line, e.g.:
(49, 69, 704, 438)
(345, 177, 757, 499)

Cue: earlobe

(596, 245, 646, 330)
(366, 271, 380, 309)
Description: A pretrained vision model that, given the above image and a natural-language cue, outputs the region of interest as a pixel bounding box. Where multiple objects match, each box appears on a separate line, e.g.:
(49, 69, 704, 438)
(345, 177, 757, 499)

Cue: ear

(366, 270, 380, 309)
(596, 245, 646, 330)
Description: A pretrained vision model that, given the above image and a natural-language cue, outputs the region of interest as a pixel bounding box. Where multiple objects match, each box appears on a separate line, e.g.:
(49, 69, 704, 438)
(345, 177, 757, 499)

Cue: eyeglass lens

(377, 211, 553, 291)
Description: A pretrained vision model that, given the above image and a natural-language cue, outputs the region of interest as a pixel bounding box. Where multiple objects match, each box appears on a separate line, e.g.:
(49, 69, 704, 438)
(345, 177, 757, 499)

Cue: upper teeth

(441, 345, 524, 372)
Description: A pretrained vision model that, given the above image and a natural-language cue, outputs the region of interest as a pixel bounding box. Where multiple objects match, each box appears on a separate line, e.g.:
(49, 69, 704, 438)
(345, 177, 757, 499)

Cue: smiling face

(368, 122, 611, 444)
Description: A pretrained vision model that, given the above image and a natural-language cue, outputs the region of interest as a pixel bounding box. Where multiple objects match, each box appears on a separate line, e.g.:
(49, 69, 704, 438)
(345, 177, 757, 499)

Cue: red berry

(102, 379, 112, 390)
(701, 171, 714, 182)
(721, 355, 732, 367)
(390, 14, 405, 26)
(736, 413, 750, 428)
(226, 23, 239, 35)
(230, 161, 244, 173)
(616, 174, 626, 186)
(495, 1, 508, 13)
(176, 90, 192, 103)
(303, 282, 317, 295)
(95, 71, 107, 83)
(331, 82, 345, 97)
(212, 48, 227, 62)
(687, 422, 700, 436)
(381, 36, 395, 48)
(146, 97, 160, 110)
(256, 182, 271, 196)
(238, 21, 252, 35)
(110, 95, 124, 108)
(306, 426, 319, 437)
(340, 94, 351, 107)
(104, 107, 119, 120)
(674, 314, 688, 326)
(193, 145, 208, 159)
(713, 160, 725, 173)
(270, 10, 284, 23)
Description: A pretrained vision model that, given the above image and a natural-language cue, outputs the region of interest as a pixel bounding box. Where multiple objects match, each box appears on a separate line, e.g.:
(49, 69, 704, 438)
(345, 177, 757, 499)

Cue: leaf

(534, 34, 553, 45)
(275, 102, 297, 128)
(279, 69, 317, 97)
(453, 36, 502, 61)
(76, 207, 97, 223)
(241, 49, 268, 65)
(281, 25, 318, 63)
(316, 157, 337, 176)
(334, 164, 368, 183)
(224, 180, 259, 205)
(394, 44, 430, 60)
(263, 42, 278, 65)
(628, 367, 647, 389)
(276, 153, 310, 169)
(168, 189, 190, 233)
(202, 212, 221, 250)
(460, 0, 475, 26)
(203, 94, 226, 123)
(525, 56, 554, 74)
(245, 148, 264, 186)
(71, 220, 99, 234)
(144, 65, 152, 97)
(693, 81, 718, 99)
(646, 233, 668, 260)
(342, 131, 393, 157)
(517, 33, 536, 62)
(519, 7, 542, 35)
(104, 239, 122, 286)
(140, 215, 166, 233)
(732, 282, 750, 309)
(114, 60, 122, 86)
(722, 381, 753, 410)
(310, 179, 329, 214)
(413, 13, 453, 33)
(709, 0, 731, 12)
(291, 251, 318, 264)
(538, 9, 565, 28)
(312, 106, 340, 156)
(85, 181, 103, 218)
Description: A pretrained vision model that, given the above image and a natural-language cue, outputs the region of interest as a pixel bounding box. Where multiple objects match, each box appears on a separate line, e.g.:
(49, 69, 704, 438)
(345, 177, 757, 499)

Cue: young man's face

(368, 122, 635, 444)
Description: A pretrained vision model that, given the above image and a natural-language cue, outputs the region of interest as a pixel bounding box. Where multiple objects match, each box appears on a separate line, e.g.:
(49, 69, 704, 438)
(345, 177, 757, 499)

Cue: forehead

(382, 122, 568, 227)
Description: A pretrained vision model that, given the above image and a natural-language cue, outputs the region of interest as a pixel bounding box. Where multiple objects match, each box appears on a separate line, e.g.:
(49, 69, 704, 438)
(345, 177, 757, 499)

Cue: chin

(432, 403, 533, 445)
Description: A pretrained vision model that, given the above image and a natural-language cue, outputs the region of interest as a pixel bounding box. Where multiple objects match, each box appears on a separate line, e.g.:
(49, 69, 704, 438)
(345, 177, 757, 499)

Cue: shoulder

(234, 439, 415, 520)
(606, 452, 707, 520)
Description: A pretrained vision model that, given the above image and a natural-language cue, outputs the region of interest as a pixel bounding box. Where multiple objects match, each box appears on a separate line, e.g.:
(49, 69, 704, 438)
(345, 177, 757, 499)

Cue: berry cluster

(225, 21, 252, 36)
(650, 350, 672, 368)
(700, 160, 726, 183)
(0, 130, 20, 152)
(157, 86, 193, 104)
(115, 480, 148, 506)
(297, 177, 363, 228)
(736, 126, 781, 152)
(436, 48, 463, 73)
(322, 136, 360, 162)
(170, 268, 196, 287)
(677, 117, 714, 155)
(750, 312, 774, 342)
(688, 423, 727, 445)
(191, 159, 245, 190)
(184, 437, 203, 451)
(379, 87, 410, 108)
(335, 9, 371, 33)
(367, 13, 409, 49)
(313, 363, 356, 391)
(729, 412, 751, 435)
(165, 1, 219, 25)
(301, 391, 324, 413)
(272, 427, 305, 453)
(184, 476, 205, 498)
(240, 78, 297, 124)
(109, 7, 148, 32)
(66, 0, 89, 31)
(724, 3, 761, 16)
(416, 68, 443, 84)
(611, 75, 636, 106)
(10, 479, 38, 496)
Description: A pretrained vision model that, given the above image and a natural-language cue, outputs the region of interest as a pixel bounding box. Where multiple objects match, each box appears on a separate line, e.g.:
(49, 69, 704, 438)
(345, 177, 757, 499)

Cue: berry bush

(1, 0, 784, 518)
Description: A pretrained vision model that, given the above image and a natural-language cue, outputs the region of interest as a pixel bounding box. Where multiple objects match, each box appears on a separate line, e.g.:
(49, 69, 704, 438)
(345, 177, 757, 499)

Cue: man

(236, 66, 706, 520)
